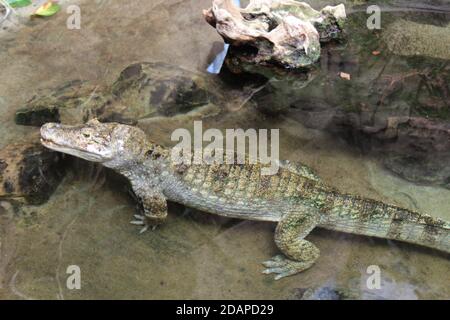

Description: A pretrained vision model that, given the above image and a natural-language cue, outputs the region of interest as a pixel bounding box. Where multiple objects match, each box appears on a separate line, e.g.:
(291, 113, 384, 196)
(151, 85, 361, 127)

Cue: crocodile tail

(321, 193, 450, 253)
(383, 206, 450, 253)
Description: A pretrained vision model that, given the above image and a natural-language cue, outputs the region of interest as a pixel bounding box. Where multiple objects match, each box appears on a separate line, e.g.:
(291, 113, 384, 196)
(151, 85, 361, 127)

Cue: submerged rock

(15, 80, 108, 127)
(15, 62, 223, 127)
(384, 153, 450, 190)
(248, 10, 450, 189)
(374, 117, 450, 189)
(246, 65, 319, 112)
(384, 20, 450, 60)
(0, 143, 64, 205)
(110, 62, 222, 118)
(287, 98, 450, 188)
(203, 0, 346, 69)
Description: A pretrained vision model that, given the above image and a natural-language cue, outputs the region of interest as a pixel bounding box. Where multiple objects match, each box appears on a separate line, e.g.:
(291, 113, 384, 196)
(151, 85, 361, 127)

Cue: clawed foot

(262, 255, 313, 280)
(130, 214, 162, 234)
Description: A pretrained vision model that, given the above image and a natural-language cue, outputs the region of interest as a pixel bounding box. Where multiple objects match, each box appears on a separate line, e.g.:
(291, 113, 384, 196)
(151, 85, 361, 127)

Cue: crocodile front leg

(130, 190, 168, 233)
(263, 204, 321, 280)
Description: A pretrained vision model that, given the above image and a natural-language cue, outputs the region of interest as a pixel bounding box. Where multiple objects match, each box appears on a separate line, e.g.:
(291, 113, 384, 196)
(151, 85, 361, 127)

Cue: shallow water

(0, 0, 449, 300)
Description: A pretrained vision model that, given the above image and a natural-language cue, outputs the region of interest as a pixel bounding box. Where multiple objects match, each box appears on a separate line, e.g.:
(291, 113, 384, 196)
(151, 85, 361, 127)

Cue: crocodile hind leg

(263, 205, 320, 280)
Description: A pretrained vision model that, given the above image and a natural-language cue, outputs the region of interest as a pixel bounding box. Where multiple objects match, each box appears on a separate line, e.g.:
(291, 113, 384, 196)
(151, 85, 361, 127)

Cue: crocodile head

(40, 119, 151, 168)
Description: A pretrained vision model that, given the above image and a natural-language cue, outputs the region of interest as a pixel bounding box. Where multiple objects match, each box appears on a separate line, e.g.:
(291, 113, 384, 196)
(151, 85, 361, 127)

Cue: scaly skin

(40, 119, 450, 280)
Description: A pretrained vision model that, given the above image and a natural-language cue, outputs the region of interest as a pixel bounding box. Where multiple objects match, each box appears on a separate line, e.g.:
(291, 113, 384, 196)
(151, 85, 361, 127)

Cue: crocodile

(40, 119, 450, 280)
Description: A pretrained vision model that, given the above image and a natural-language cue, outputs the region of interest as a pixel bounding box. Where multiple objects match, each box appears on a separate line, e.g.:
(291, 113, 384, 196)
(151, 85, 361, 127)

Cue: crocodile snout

(40, 123, 61, 140)
(40, 123, 66, 149)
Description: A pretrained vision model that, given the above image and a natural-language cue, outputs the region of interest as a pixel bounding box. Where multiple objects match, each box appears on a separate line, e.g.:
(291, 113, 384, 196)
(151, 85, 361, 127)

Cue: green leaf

(6, 0, 32, 8)
(34, 2, 61, 17)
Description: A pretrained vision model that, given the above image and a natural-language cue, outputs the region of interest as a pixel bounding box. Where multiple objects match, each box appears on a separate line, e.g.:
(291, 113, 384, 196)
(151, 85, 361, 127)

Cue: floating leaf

(34, 1, 61, 17)
(6, 0, 32, 8)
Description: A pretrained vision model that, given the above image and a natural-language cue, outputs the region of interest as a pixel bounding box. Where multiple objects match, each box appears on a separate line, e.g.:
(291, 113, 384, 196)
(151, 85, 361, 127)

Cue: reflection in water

(206, 0, 241, 74)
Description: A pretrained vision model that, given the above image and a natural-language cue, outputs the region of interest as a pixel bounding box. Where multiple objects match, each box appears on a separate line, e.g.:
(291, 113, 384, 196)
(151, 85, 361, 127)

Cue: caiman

(40, 119, 450, 279)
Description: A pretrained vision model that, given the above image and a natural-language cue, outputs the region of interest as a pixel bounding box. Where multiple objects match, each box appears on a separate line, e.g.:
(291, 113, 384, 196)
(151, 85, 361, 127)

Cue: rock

(15, 62, 223, 127)
(383, 20, 450, 60)
(384, 153, 450, 189)
(110, 62, 222, 118)
(300, 286, 357, 300)
(247, 66, 319, 112)
(15, 107, 60, 127)
(15, 80, 108, 127)
(0, 143, 65, 205)
(203, 0, 346, 69)
(370, 117, 450, 149)
(287, 96, 450, 188)
(244, 11, 450, 189)
(373, 117, 450, 189)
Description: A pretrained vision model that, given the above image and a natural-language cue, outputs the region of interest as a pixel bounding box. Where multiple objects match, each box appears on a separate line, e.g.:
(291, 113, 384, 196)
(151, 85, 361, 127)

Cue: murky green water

(0, 0, 449, 299)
